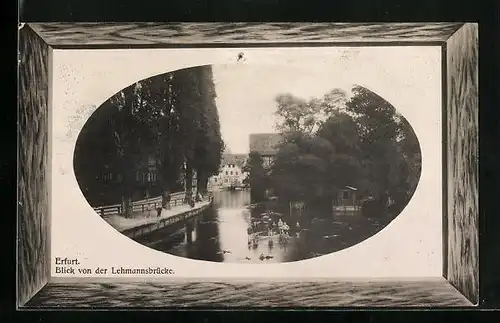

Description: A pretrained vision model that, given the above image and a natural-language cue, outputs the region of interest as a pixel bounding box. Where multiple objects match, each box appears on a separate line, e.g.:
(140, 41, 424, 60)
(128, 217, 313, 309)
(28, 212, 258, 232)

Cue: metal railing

(93, 191, 186, 217)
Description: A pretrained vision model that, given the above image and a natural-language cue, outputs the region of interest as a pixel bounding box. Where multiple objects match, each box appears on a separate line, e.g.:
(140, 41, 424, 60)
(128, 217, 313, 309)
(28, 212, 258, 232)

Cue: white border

(50, 46, 443, 279)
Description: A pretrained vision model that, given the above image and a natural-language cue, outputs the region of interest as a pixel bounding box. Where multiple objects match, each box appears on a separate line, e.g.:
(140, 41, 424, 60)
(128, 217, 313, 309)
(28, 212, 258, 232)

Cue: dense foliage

(74, 66, 224, 216)
(242, 151, 268, 203)
(269, 85, 421, 217)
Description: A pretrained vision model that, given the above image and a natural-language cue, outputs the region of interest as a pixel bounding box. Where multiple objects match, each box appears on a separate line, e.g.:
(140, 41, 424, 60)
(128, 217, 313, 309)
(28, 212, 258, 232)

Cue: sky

(212, 64, 353, 154)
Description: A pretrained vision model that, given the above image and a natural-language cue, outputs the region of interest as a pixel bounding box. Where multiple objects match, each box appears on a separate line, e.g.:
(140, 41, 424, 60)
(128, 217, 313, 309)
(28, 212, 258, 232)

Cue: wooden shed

(332, 186, 361, 215)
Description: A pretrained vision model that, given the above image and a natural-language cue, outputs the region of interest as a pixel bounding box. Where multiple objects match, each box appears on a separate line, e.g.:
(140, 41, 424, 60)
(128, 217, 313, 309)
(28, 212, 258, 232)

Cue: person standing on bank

(163, 191, 171, 210)
(158, 191, 171, 217)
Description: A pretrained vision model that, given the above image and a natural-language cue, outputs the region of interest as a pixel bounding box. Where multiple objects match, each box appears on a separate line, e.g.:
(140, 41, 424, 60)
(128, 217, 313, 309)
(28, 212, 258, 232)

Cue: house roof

(249, 133, 284, 156)
(344, 186, 358, 191)
(221, 154, 247, 168)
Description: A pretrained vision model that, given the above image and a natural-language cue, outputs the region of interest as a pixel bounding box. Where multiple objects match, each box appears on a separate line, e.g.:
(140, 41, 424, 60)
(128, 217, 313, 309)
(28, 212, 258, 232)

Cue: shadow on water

(149, 189, 394, 263)
(188, 208, 224, 262)
(145, 207, 224, 262)
(212, 189, 251, 209)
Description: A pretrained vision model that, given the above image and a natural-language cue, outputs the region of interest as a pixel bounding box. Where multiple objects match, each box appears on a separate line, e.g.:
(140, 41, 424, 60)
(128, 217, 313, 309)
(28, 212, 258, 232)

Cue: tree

(271, 135, 333, 203)
(274, 94, 323, 135)
(108, 82, 159, 217)
(268, 85, 421, 218)
(321, 88, 349, 114)
(274, 89, 350, 136)
(139, 72, 184, 192)
(74, 100, 124, 206)
(316, 111, 364, 194)
(272, 89, 363, 207)
(271, 114, 364, 207)
(243, 151, 267, 203)
(165, 66, 225, 202)
(192, 66, 225, 196)
(345, 85, 421, 213)
(390, 116, 422, 213)
(74, 65, 225, 215)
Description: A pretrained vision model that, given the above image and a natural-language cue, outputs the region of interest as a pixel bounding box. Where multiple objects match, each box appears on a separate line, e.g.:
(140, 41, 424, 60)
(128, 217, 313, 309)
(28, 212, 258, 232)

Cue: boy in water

(278, 218, 284, 235)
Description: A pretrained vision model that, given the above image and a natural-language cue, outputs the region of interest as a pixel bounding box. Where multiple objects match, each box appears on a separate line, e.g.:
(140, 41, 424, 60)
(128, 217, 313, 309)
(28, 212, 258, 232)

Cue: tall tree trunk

(121, 195, 133, 218)
(196, 171, 209, 199)
(120, 156, 134, 218)
(120, 86, 136, 218)
(184, 161, 193, 204)
(202, 175, 209, 194)
(196, 170, 203, 197)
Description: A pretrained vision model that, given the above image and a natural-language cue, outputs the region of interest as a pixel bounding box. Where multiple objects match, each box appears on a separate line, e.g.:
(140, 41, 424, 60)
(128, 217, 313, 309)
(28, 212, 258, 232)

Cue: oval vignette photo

(73, 63, 422, 264)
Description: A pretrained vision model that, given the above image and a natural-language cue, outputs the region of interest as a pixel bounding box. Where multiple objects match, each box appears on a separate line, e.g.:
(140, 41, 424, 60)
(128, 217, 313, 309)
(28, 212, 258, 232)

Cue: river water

(149, 190, 392, 263)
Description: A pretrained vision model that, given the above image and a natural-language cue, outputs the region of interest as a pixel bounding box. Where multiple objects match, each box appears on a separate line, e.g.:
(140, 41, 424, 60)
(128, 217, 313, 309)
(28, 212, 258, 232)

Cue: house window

(230, 171, 233, 175)
(235, 171, 239, 175)
(214, 178, 217, 182)
(225, 171, 228, 175)
(343, 191, 349, 199)
(225, 179, 228, 183)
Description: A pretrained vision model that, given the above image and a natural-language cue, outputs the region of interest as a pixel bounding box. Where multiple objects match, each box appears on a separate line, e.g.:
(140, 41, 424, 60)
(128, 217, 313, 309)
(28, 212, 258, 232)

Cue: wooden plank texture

(445, 23, 479, 305)
(25, 279, 472, 308)
(17, 21, 479, 308)
(27, 23, 463, 47)
(18, 25, 51, 306)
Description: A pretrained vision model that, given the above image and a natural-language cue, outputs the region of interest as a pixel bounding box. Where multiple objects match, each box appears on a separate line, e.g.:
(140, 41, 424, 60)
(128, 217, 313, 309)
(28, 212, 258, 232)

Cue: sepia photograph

(46, 44, 443, 281)
(74, 63, 422, 264)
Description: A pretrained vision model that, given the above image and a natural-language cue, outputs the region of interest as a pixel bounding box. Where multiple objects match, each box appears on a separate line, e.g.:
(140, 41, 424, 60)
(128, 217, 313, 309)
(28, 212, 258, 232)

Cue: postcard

(18, 23, 478, 308)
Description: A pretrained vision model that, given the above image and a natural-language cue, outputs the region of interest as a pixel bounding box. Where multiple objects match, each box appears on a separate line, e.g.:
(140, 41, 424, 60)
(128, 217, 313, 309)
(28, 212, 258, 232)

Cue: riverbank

(104, 200, 211, 232)
(160, 190, 397, 263)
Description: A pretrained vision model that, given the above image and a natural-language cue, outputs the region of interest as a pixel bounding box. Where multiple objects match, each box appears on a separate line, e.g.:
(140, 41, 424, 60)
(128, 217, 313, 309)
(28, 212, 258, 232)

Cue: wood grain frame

(17, 22, 478, 309)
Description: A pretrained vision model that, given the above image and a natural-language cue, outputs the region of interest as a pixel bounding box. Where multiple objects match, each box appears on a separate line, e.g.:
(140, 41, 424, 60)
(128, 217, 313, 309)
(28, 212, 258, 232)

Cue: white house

(208, 163, 248, 190)
(208, 154, 249, 190)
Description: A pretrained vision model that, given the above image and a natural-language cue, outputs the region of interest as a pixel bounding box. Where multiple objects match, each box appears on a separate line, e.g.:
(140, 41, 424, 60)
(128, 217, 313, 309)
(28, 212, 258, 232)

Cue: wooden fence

(93, 191, 186, 218)
(332, 205, 362, 216)
(122, 201, 212, 239)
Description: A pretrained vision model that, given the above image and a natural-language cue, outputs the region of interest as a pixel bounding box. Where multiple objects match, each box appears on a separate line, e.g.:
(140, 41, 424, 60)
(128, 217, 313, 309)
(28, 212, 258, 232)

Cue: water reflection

(154, 190, 392, 263)
(212, 189, 251, 209)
